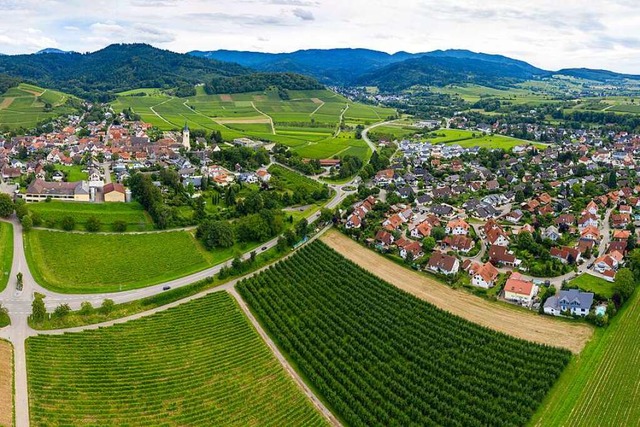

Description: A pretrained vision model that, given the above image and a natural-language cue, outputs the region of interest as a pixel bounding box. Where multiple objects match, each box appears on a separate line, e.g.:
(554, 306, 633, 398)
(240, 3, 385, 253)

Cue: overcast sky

(2, 0, 640, 73)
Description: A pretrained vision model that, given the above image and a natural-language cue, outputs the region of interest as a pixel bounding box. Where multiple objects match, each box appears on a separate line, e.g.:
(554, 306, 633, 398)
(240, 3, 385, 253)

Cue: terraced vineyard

(112, 88, 393, 161)
(0, 83, 77, 130)
(239, 241, 572, 426)
(26, 292, 327, 426)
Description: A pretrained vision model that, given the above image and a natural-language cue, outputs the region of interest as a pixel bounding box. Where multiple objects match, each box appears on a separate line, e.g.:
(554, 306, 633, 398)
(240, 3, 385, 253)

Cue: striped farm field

(0, 339, 12, 427)
(530, 289, 640, 426)
(26, 292, 327, 426)
(238, 241, 572, 426)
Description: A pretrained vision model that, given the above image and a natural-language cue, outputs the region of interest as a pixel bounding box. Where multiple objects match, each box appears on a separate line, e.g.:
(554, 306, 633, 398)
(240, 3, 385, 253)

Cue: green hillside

(0, 83, 78, 130)
(112, 87, 396, 160)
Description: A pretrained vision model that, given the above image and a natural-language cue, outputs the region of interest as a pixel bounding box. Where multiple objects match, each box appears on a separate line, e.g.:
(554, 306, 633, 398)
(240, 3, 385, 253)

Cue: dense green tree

(614, 268, 636, 303)
(60, 216, 76, 231)
(21, 214, 33, 232)
(85, 216, 102, 232)
(31, 296, 47, 323)
(0, 193, 14, 217)
(197, 220, 235, 250)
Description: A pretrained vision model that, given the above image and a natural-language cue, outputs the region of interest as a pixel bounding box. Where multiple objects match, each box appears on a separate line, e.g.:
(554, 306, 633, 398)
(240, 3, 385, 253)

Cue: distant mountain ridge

(189, 47, 640, 89)
(36, 48, 72, 55)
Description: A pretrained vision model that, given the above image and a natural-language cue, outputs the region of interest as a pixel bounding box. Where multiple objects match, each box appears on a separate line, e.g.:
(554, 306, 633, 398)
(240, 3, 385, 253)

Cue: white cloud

(0, 0, 637, 73)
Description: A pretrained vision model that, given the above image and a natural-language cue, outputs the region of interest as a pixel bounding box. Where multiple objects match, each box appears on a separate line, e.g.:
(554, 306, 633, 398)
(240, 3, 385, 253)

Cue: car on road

(262, 246, 267, 251)
(162, 286, 171, 291)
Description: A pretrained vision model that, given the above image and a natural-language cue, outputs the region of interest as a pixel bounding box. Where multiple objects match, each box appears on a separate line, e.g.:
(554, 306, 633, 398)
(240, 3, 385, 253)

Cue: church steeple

(182, 123, 190, 150)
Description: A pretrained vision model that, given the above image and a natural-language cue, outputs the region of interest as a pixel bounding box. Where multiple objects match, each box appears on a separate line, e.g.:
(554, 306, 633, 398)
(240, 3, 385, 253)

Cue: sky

(1, 0, 640, 73)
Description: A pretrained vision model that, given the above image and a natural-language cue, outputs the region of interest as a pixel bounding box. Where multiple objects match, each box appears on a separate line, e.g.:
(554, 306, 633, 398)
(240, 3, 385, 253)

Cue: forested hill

(0, 74, 20, 95)
(0, 44, 250, 100)
(355, 55, 549, 91)
(205, 72, 323, 95)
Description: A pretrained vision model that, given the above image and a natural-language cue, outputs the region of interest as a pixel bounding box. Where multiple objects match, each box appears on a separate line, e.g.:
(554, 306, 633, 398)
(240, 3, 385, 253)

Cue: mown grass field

(54, 165, 88, 182)
(268, 164, 326, 196)
(26, 292, 327, 426)
(239, 241, 571, 426)
(568, 274, 614, 298)
(0, 221, 13, 292)
(530, 290, 640, 426)
(0, 83, 77, 130)
(24, 229, 217, 293)
(28, 201, 152, 231)
(431, 129, 543, 149)
(112, 88, 393, 161)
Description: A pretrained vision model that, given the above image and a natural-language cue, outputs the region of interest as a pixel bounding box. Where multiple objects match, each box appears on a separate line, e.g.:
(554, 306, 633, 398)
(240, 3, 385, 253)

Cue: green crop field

(0, 83, 77, 130)
(424, 129, 543, 149)
(26, 292, 327, 426)
(432, 84, 564, 105)
(28, 201, 152, 231)
(112, 88, 393, 161)
(24, 229, 218, 293)
(268, 164, 326, 196)
(568, 274, 614, 298)
(530, 290, 640, 426)
(238, 241, 571, 426)
(0, 222, 13, 292)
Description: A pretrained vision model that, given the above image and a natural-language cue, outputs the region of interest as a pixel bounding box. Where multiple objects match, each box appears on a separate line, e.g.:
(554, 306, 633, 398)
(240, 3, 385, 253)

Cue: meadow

(28, 201, 152, 231)
(112, 88, 393, 161)
(24, 229, 215, 293)
(239, 241, 571, 426)
(26, 292, 327, 426)
(530, 289, 640, 426)
(431, 128, 542, 149)
(568, 273, 614, 298)
(0, 221, 13, 292)
(431, 83, 565, 105)
(0, 83, 76, 130)
(54, 165, 88, 182)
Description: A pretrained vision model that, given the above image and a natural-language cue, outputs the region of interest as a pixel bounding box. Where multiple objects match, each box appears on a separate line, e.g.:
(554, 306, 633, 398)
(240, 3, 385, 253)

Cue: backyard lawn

(568, 273, 614, 298)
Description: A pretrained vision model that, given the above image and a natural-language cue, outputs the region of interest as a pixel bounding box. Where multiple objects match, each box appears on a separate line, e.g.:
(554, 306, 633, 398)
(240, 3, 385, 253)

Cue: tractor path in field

(251, 102, 275, 134)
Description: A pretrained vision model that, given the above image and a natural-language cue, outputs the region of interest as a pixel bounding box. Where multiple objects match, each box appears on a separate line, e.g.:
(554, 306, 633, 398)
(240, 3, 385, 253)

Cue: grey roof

(545, 289, 594, 311)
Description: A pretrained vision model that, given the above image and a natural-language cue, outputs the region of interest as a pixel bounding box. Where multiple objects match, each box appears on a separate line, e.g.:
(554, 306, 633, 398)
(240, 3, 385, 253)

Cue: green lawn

(0, 222, 13, 292)
(28, 201, 152, 231)
(24, 230, 216, 293)
(54, 165, 89, 181)
(568, 274, 614, 298)
(26, 292, 327, 426)
(530, 290, 640, 426)
(425, 129, 545, 150)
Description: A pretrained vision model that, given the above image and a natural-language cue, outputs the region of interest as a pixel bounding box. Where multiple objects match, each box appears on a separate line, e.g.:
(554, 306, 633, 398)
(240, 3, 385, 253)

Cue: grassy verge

(29, 244, 288, 330)
(0, 221, 13, 292)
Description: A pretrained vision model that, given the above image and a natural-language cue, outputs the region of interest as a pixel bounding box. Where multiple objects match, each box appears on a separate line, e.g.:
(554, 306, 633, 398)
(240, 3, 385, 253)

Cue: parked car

(162, 286, 171, 291)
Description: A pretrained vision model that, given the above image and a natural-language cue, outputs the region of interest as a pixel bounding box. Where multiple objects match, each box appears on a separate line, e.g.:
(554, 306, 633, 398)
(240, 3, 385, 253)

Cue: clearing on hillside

(238, 240, 571, 426)
(26, 292, 327, 426)
(0, 340, 13, 427)
(0, 83, 77, 130)
(24, 230, 215, 293)
(530, 290, 640, 426)
(321, 230, 593, 353)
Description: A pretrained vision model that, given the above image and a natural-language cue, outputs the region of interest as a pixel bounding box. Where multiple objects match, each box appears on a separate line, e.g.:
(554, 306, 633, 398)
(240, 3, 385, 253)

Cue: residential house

(375, 230, 394, 248)
(442, 235, 474, 253)
(426, 252, 460, 275)
(410, 221, 432, 239)
(488, 245, 521, 267)
(544, 289, 594, 317)
(550, 246, 581, 264)
(580, 226, 600, 241)
(578, 213, 599, 229)
(471, 262, 500, 289)
(486, 227, 510, 247)
(446, 218, 470, 235)
(543, 226, 561, 242)
(399, 240, 424, 260)
(504, 273, 537, 304)
(611, 213, 631, 229)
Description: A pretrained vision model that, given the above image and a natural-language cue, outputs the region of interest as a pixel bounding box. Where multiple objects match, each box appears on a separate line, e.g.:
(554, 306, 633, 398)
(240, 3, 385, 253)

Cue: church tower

(182, 123, 190, 150)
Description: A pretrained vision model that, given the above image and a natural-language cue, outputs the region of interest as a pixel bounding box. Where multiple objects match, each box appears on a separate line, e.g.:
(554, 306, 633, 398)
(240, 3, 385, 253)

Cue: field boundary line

(310, 99, 326, 116)
(148, 96, 177, 127)
(251, 101, 275, 134)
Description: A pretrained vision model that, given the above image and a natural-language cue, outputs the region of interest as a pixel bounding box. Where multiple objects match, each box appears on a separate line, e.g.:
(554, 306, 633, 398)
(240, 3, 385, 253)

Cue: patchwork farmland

(26, 292, 327, 426)
(111, 87, 395, 160)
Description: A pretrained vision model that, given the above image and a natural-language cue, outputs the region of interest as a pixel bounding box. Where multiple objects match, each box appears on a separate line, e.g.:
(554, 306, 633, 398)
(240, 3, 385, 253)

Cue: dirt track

(321, 231, 594, 353)
(0, 97, 14, 110)
(0, 340, 12, 426)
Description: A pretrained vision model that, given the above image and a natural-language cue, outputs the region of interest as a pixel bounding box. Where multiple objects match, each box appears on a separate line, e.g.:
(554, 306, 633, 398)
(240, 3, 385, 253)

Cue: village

(342, 128, 640, 323)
